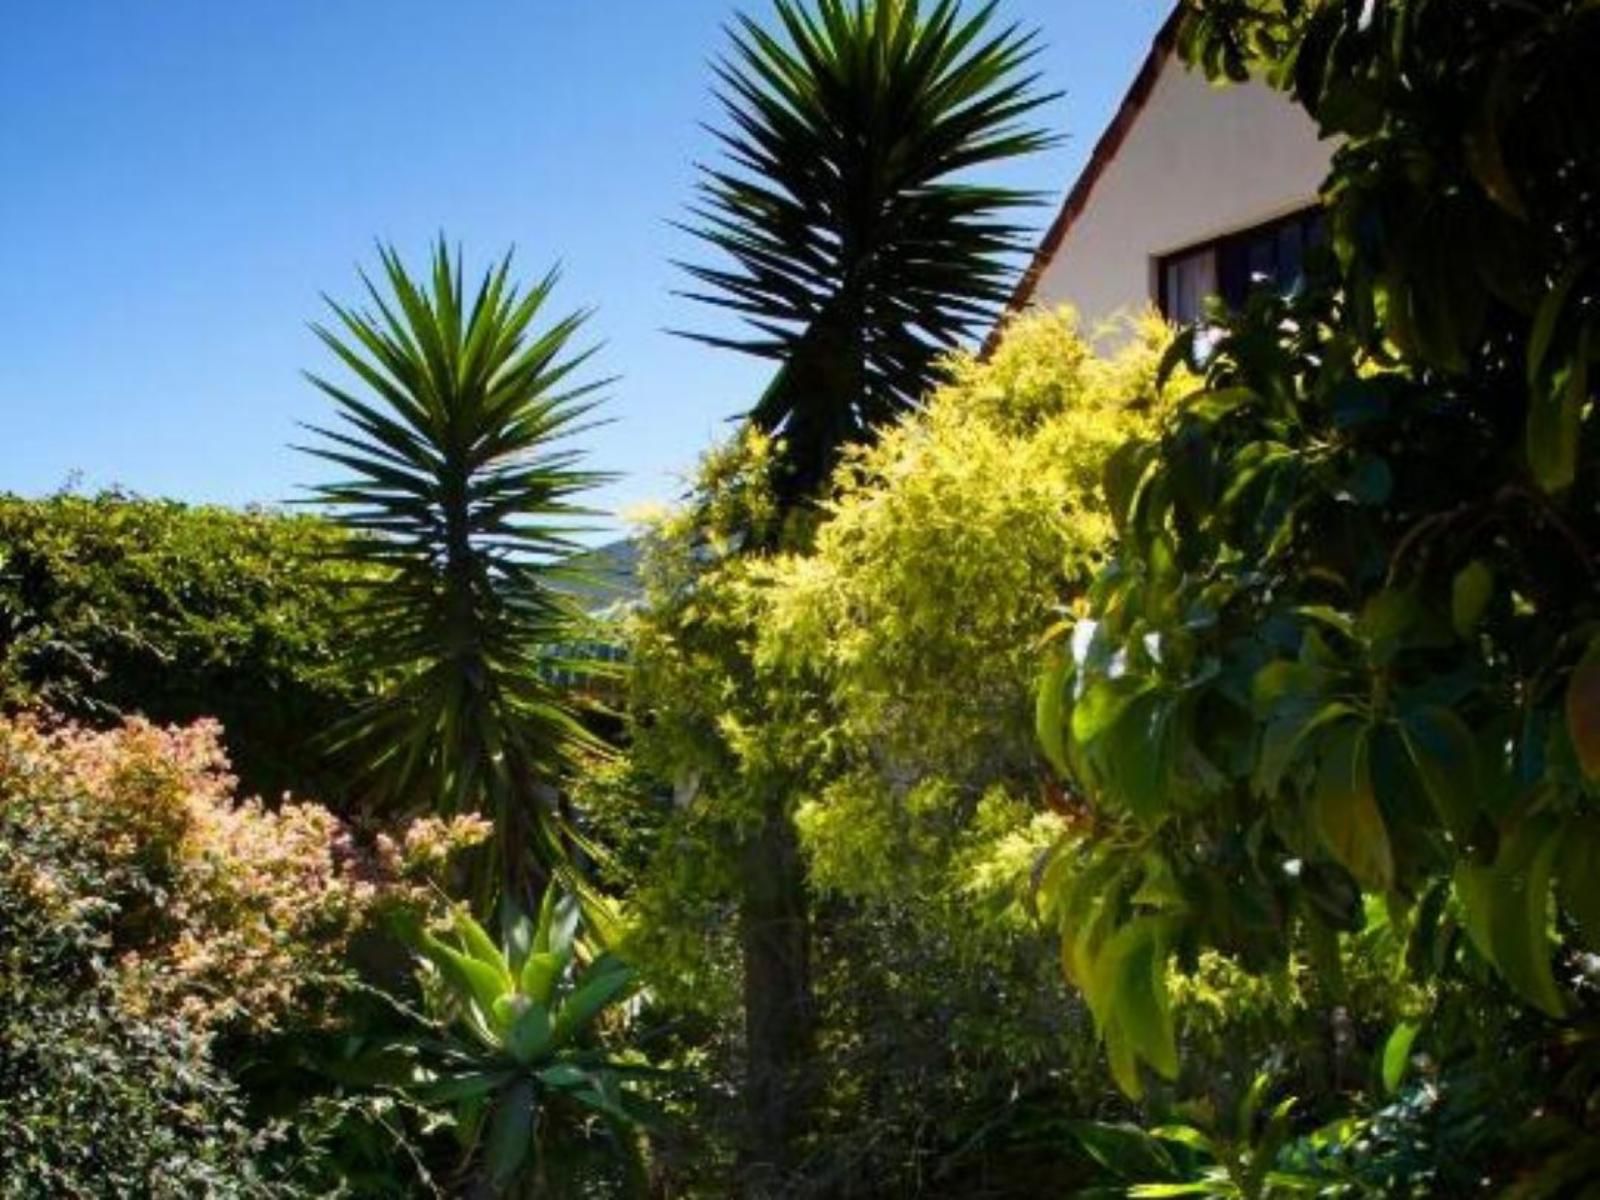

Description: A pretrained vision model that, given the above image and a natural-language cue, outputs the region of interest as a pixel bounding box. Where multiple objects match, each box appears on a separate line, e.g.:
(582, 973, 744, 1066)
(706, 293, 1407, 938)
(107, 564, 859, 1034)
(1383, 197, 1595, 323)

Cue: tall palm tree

(675, 0, 1055, 1186)
(299, 241, 609, 905)
(679, 0, 1058, 500)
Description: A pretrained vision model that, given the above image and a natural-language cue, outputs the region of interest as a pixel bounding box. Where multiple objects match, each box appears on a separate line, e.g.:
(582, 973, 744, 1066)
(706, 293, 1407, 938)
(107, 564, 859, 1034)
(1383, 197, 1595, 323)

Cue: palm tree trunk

(738, 788, 815, 1196)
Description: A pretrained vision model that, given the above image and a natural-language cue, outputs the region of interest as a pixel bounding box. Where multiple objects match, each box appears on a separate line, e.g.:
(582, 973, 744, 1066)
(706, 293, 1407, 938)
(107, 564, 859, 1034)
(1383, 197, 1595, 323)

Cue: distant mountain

(560, 537, 642, 616)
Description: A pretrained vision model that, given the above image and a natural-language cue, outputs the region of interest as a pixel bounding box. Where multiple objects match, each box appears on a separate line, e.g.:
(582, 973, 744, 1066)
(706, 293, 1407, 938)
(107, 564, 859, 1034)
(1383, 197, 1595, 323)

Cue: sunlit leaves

(1381, 1020, 1421, 1096)
(1035, 650, 1073, 776)
(392, 884, 647, 1193)
(1092, 918, 1180, 1098)
(1043, 840, 1179, 1098)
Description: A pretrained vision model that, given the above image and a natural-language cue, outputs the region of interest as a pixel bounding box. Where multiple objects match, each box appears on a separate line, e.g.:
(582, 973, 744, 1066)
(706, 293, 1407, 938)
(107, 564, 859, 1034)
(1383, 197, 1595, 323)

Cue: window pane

(1162, 247, 1217, 323)
(1177, 207, 1325, 313)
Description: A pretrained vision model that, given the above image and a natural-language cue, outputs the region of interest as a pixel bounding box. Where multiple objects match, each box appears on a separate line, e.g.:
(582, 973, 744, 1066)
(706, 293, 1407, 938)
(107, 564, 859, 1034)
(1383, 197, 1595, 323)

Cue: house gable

(1000, 12, 1331, 334)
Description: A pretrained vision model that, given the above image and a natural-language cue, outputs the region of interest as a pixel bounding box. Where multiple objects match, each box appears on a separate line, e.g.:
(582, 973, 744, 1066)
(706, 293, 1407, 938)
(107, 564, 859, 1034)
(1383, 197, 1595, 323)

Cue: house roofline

(983, 4, 1184, 355)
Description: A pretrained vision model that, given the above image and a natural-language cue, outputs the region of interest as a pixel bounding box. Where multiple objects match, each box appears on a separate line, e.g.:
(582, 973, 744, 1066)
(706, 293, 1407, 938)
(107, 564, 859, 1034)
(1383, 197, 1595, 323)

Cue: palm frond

(299, 239, 612, 900)
(680, 0, 1059, 498)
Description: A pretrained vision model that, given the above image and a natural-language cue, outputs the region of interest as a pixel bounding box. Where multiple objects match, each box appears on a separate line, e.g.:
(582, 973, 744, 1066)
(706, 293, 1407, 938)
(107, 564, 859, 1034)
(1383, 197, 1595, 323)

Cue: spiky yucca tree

(674, 1, 1055, 1187)
(300, 242, 608, 903)
(680, 0, 1058, 501)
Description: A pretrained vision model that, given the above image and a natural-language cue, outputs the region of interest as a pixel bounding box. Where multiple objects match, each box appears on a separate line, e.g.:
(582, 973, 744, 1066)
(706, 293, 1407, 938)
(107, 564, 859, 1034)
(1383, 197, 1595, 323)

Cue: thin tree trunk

(738, 789, 815, 1197)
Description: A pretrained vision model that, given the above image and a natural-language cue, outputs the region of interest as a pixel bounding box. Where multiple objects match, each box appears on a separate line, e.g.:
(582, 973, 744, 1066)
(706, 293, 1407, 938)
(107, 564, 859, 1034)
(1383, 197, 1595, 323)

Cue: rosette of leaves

(299, 240, 610, 903)
(379, 888, 651, 1197)
(677, 0, 1059, 501)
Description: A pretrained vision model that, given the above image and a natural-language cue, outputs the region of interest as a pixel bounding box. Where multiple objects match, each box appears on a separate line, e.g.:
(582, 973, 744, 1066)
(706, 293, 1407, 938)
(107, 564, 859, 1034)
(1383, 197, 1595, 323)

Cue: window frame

(1154, 205, 1323, 322)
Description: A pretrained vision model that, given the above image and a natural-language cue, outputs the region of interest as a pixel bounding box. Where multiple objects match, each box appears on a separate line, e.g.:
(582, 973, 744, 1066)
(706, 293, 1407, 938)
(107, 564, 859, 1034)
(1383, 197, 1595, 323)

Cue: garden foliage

(0, 713, 483, 1195)
(0, 492, 365, 803)
(1034, 0, 1600, 1188)
(618, 310, 1207, 1193)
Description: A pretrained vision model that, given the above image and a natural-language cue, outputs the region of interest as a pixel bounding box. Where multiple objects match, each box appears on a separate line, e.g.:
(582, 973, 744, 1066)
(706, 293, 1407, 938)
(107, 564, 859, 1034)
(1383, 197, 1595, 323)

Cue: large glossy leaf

(484, 1079, 538, 1190)
(1450, 560, 1494, 638)
(553, 956, 636, 1048)
(1527, 322, 1588, 493)
(1103, 691, 1173, 824)
(1035, 651, 1072, 776)
(1073, 679, 1151, 746)
(519, 950, 566, 1008)
(1566, 636, 1600, 782)
(1312, 723, 1393, 892)
(1381, 1020, 1421, 1095)
(1400, 706, 1482, 843)
(414, 1069, 517, 1105)
(1455, 817, 1566, 1017)
(1255, 702, 1357, 799)
(1557, 815, 1600, 952)
(453, 908, 513, 989)
(1091, 918, 1178, 1098)
(504, 1000, 553, 1066)
(416, 932, 512, 1035)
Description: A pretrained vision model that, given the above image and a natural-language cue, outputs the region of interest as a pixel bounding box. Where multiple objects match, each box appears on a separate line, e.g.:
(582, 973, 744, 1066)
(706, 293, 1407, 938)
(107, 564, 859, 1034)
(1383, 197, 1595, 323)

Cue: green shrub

(614, 311, 1189, 1195)
(0, 713, 488, 1196)
(0, 491, 366, 804)
(0, 719, 285, 1197)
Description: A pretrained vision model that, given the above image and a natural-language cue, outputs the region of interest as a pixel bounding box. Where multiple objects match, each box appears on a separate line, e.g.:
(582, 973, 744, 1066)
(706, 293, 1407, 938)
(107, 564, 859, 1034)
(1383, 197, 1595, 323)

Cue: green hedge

(0, 492, 366, 804)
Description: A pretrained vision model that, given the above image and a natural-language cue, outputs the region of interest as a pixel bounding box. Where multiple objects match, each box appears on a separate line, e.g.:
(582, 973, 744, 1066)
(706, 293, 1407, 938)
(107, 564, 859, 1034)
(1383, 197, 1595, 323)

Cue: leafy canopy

(1034, 0, 1600, 1156)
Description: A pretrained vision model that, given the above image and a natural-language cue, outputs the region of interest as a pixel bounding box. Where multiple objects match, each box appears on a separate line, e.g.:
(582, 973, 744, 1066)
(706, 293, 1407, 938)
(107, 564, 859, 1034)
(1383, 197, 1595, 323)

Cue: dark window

(1157, 207, 1325, 323)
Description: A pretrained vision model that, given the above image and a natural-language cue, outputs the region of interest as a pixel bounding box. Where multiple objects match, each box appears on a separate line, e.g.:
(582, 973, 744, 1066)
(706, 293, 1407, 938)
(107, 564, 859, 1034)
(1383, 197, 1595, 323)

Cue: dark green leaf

(1312, 723, 1393, 892)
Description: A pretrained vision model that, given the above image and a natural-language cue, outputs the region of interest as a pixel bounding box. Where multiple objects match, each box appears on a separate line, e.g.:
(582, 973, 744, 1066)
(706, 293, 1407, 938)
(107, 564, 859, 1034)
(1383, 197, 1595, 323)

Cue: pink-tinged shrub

(0, 713, 488, 1033)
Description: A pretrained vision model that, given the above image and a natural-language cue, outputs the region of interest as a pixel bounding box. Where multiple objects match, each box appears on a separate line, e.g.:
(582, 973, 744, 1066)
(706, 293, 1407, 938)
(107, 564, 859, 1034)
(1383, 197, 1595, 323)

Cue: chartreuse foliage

(619, 311, 1200, 1191)
(751, 309, 1184, 922)
(1034, 0, 1600, 1184)
(628, 306, 1181, 947)
(678, 0, 1058, 499)
(299, 241, 610, 900)
(379, 887, 649, 1197)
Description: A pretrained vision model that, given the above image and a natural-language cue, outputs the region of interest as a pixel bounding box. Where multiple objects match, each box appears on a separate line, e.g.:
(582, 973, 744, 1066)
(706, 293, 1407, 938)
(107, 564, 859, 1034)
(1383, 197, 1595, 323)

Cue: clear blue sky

(0, 0, 1171, 533)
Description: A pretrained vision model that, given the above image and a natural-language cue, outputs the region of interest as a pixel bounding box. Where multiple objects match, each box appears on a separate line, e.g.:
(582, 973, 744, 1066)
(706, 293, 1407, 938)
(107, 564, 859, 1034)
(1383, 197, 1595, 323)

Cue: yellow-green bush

(758, 307, 1185, 903)
(615, 309, 1191, 1193)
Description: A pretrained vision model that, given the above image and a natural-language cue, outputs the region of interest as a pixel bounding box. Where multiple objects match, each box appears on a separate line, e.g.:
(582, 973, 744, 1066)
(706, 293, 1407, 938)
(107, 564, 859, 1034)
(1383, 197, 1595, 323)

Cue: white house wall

(1031, 61, 1332, 330)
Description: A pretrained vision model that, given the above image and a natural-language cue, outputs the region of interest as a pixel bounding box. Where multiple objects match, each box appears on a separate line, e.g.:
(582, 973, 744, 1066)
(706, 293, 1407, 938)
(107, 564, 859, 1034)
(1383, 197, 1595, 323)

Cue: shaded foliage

(1033, 0, 1600, 1189)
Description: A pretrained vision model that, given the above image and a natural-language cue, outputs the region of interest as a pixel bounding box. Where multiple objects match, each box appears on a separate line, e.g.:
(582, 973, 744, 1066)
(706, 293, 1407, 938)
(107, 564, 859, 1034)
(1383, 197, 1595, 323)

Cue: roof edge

(983, 4, 1184, 356)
